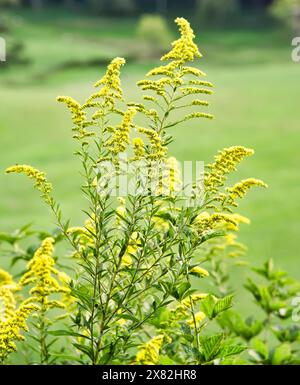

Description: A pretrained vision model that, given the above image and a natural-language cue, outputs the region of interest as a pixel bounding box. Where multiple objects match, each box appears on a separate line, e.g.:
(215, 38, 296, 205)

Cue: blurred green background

(0, 0, 299, 288)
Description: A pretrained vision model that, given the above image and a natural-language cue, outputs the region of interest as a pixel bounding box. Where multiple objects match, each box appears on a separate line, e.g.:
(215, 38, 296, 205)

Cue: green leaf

(201, 294, 216, 319)
(220, 343, 246, 359)
(200, 334, 224, 362)
(271, 343, 292, 365)
(115, 314, 139, 323)
(213, 295, 234, 317)
(73, 343, 94, 360)
(251, 338, 269, 360)
(49, 329, 91, 340)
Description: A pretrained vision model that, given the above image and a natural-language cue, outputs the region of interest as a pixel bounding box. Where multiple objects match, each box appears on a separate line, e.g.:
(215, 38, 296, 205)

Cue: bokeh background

(0, 0, 299, 301)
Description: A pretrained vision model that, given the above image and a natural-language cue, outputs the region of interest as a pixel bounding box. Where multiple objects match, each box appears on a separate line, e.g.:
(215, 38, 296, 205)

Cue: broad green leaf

(271, 343, 292, 365)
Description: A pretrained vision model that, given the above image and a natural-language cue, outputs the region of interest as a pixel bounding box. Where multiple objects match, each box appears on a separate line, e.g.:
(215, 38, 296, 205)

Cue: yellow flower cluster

(0, 301, 37, 361)
(121, 232, 141, 267)
(0, 269, 37, 361)
(115, 197, 126, 227)
(132, 138, 145, 160)
(183, 112, 214, 122)
(152, 216, 170, 233)
(0, 269, 14, 287)
(161, 17, 201, 63)
(20, 238, 70, 309)
(181, 293, 209, 308)
(170, 293, 210, 323)
(5, 165, 53, 204)
(138, 127, 166, 160)
(56, 96, 86, 126)
(226, 178, 268, 207)
(205, 146, 255, 193)
(135, 334, 164, 365)
(107, 107, 136, 155)
(68, 216, 96, 252)
(156, 156, 182, 196)
(57, 96, 96, 140)
(186, 311, 206, 327)
(193, 212, 238, 234)
(0, 270, 17, 322)
(91, 57, 125, 106)
(134, 17, 214, 140)
(189, 266, 209, 278)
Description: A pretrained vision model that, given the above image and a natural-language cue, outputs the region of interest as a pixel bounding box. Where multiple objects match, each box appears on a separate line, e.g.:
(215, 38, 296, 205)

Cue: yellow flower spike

(193, 212, 238, 234)
(152, 216, 170, 233)
(93, 57, 125, 99)
(121, 232, 141, 267)
(157, 156, 182, 196)
(116, 309, 127, 327)
(138, 127, 166, 160)
(0, 286, 16, 322)
(56, 96, 86, 126)
(0, 300, 37, 361)
(186, 311, 206, 327)
(20, 238, 70, 308)
(181, 293, 209, 308)
(161, 17, 201, 63)
(226, 178, 268, 207)
(0, 269, 14, 287)
(135, 334, 164, 365)
(116, 197, 126, 227)
(205, 146, 255, 193)
(181, 66, 206, 77)
(230, 213, 251, 225)
(132, 137, 145, 160)
(106, 107, 137, 155)
(5, 165, 53, 204)
(190, 266, 209, 278)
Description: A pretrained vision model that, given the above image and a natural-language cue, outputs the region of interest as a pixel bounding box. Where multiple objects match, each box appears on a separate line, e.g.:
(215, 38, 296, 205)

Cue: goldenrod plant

(2, 17, 294, 365)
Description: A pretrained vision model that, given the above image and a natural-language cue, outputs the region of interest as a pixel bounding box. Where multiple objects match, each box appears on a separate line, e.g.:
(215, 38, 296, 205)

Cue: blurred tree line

(1, 0, 275, 14)
(2, 0, 298, 35)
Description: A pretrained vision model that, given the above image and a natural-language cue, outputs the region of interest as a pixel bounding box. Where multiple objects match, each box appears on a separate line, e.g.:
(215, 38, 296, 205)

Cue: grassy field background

(0, 9, 299, 297)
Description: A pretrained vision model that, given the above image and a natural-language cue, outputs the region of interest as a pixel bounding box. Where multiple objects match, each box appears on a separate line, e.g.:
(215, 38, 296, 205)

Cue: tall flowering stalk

(19, 237, 71, 364)
(5, 18, 267, 365)
(0, 269, 37, 364)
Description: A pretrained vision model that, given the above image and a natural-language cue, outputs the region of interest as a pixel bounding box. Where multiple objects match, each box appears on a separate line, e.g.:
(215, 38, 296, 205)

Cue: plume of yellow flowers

(56, 96, 95, 141)
(162, 17, 201, 63)
(186, 311, 206, 327)
(67, 216, 96, 256)
(0, 269, 37, 361)
(20, 237, 70, 309)
(5, 165, 53, 204)
(132, 137, 145, 160)
(89, 57, 125, 107)
(0, 269, 17, 323)
(121, 232, 142, 267)
(0, 301, 37, 361)
(205, 146, 254, 194)
(106, 107, 137, 155)
(56, 96, 86, 126)
(137, 127, 166, 160)
(135, 334, 164, 365)
(193, 212, 238, 235)
(157, 156, 182, 196)
(226, 178, 268, 207)
(189, 266, 209, 278)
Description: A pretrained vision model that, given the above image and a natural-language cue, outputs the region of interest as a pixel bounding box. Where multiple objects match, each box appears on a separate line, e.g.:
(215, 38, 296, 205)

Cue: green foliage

(219, 259, 300, 364)
(269, 0, 300, 33)
(196, 0, 240, 26)
(137, 14, 173, 54)
(87, 0, 136, 16)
